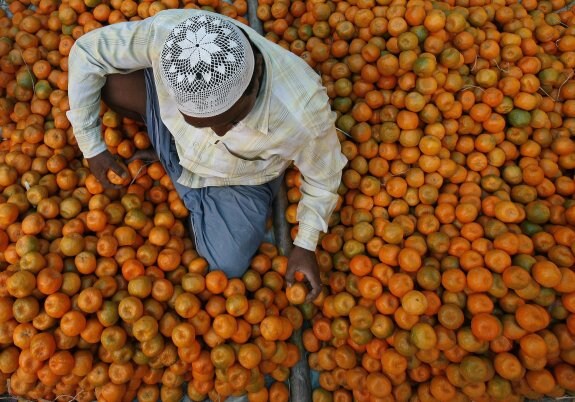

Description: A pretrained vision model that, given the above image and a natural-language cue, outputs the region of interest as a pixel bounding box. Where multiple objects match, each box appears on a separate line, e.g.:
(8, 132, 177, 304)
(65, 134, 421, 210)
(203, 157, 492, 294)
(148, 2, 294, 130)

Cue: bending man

(66, 10, 347, 301)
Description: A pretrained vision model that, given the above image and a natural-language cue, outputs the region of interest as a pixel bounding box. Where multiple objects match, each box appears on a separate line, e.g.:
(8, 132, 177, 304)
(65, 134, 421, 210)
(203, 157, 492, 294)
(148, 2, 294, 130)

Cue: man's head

(160, 14, 256, 126)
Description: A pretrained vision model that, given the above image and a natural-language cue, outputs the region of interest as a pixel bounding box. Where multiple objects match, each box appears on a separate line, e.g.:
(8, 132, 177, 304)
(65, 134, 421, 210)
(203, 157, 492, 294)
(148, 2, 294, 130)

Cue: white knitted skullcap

(159, 14, 255, 118)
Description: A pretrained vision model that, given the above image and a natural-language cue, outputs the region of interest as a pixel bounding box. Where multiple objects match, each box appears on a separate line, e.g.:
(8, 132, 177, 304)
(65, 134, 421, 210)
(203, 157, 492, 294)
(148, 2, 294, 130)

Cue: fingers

(306, 287, 321, 303)
(305, 274, 322, 303)
(287, 264, 321, 303)
(94, 168, 122, 190)
(285, 265, 295, 286)
(110, 160, 130, 180)
(97, 174, 122, 190)
(88, 151, 129, 190)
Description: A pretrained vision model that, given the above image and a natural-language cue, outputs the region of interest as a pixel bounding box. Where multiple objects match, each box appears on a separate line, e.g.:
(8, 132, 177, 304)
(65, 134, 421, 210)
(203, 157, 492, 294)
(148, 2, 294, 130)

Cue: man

(67, 10, 347, 301)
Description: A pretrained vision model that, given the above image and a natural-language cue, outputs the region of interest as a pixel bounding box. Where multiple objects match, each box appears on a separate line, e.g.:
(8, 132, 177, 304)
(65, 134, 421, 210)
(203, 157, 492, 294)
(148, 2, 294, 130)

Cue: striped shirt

(66, 9, 348, 251)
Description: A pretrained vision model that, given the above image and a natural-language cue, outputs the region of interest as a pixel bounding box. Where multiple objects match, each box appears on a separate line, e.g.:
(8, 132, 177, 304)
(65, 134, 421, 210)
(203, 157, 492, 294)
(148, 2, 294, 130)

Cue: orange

(212, 314, 237, 339)
(349, 254, 373, 276)
(286, 282, 307, 305)
(526, 369, 556, 395)
(466, 268, 493, 292)
(470, 313, 502, 341)
(519, 333, 548, 359)
(401, 290, 428, 315)
(237, 343, 262, 369)
(205, 270, 228, 294)
(532, 260, 562, 288)
(555, 363, 575, 393)
(516, 304, 550, 333)
(29, 332, 56, 361)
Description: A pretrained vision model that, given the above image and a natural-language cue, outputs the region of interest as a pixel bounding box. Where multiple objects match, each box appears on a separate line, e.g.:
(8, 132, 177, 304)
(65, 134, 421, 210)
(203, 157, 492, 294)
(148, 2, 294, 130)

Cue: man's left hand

(286, 246, 322, 303)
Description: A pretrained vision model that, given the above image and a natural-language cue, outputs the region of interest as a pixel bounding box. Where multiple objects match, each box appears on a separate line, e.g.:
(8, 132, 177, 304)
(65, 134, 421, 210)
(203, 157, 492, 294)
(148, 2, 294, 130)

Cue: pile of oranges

(0, 0, 305, 401)
(1, 0, 575, 399)
(260, 0, 575, 400)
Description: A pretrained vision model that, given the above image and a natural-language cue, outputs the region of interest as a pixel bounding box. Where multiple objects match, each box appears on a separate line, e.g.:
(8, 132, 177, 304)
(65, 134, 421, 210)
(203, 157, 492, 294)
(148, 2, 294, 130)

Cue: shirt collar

(240, 34, 272, 135)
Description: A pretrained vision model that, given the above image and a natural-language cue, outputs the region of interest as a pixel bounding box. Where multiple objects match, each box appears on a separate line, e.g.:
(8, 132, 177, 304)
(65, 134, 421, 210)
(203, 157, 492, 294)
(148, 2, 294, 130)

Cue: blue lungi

(144, 69, 283, 278)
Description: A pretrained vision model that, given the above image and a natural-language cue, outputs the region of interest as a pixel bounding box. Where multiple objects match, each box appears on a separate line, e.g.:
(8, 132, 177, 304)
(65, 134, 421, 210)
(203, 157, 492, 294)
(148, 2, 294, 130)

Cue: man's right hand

(87, 150, 130, 190)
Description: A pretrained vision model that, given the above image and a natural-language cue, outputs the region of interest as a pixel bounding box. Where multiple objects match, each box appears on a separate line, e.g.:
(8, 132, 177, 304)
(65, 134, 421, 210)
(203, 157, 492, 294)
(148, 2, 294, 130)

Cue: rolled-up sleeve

(66, 17, 155, 158)
(292, 95, 347, 250)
